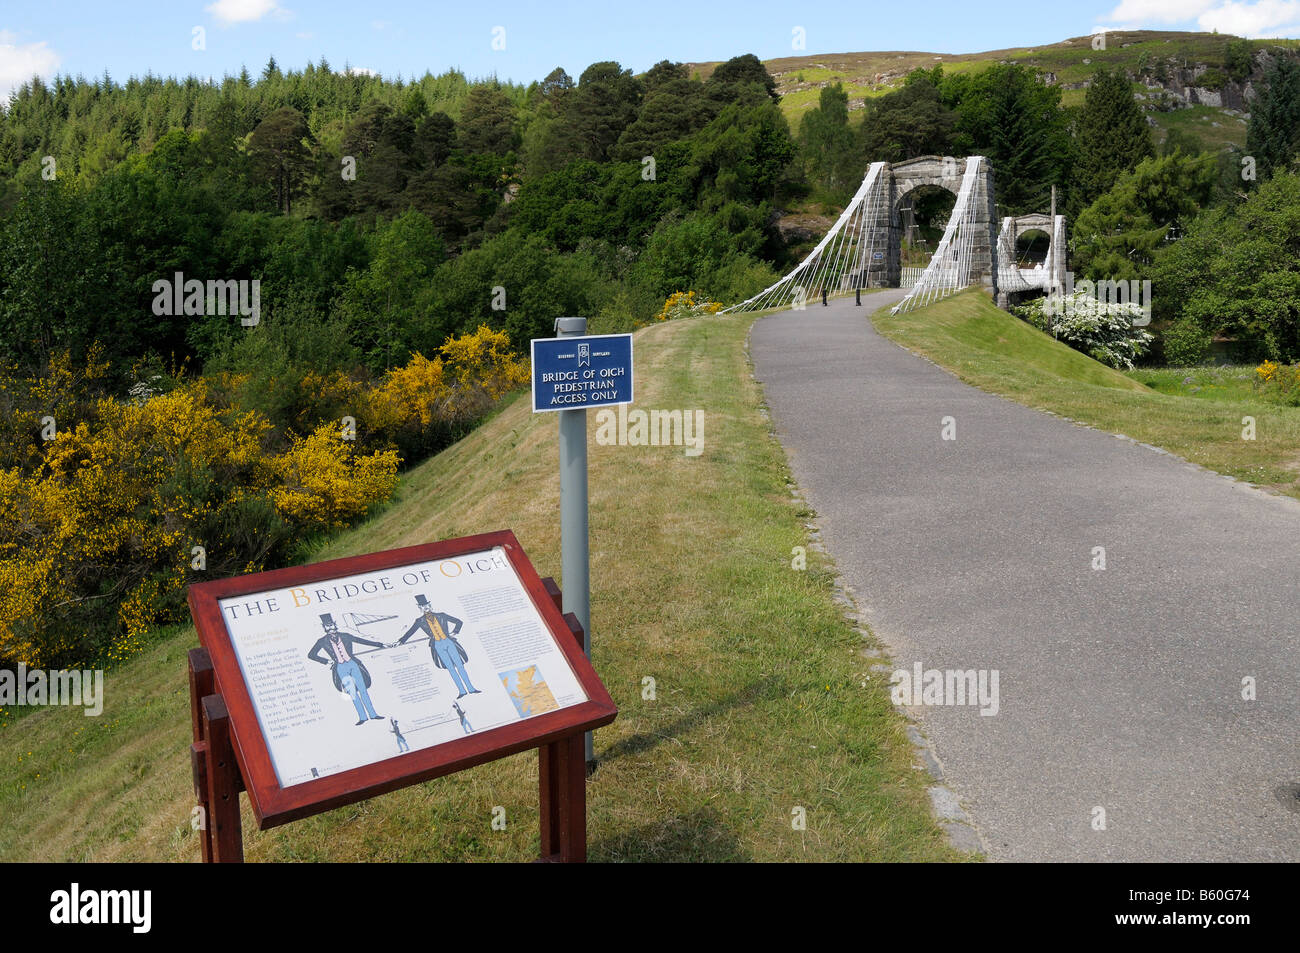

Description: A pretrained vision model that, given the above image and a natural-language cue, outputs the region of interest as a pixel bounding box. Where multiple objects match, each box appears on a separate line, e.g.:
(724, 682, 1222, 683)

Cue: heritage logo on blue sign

(531, 333, 634, 413)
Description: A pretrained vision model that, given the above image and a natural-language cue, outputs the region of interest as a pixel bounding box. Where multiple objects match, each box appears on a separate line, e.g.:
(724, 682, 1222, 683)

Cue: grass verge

(0, 310, 963, 862)
(872, 289, 1300, 497)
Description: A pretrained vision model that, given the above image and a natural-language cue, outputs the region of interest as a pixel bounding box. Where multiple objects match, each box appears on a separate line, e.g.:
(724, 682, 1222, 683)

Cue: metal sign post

(553, 316, 594, 769)
(531, 321, 634, 774)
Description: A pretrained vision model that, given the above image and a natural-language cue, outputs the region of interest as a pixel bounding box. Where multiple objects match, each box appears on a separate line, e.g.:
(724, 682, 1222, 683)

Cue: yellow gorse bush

(366, 352, 451, 429)
(269, 423, 400, 528)
(0, 326, 529, 668)
(656, 290, 723, 322)
(438, 324, 530, 400)
(1252, 359, 1300, 405)
(366, 325, 529, 429)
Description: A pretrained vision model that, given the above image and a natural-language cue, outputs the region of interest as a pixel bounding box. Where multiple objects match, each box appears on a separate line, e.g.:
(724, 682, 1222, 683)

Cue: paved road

(751, 292, 1300, 861)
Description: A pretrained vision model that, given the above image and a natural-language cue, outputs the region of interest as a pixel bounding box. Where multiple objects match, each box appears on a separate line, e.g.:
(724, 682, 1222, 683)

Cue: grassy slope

(0, 312, 964, 862)
(692, 30, 1288, 153)
(872, 289, 1300, 496)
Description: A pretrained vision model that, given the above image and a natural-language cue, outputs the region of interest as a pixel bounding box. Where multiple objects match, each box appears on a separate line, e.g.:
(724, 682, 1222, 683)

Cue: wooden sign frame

(186, 529, 617, 861)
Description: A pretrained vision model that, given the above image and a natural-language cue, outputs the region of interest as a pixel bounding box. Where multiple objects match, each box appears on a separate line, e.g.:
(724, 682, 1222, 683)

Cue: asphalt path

(750, 291, 1300, 861)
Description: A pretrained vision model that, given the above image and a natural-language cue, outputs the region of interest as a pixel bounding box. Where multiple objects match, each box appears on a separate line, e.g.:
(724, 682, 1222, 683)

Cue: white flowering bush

(1014, 292, 1154, 370)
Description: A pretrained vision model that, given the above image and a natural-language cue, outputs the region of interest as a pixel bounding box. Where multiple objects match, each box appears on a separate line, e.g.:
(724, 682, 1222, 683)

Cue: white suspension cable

(724, 161, 888, 314)
(891, 156, 983, 315)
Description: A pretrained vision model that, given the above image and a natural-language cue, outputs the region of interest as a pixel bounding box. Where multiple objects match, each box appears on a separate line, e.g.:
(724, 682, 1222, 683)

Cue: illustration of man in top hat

(307, 613, 387, 726)
(392, 596, 480, 698)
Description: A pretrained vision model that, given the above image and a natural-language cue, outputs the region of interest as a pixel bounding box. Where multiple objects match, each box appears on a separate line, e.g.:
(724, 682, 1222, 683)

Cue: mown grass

(0, 310, 964, 862)
(872, 289, 1300, 496)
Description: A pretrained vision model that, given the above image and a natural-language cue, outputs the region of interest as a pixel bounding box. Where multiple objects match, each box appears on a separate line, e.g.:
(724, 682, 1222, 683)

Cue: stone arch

(895, 183, 958, 251)
(856, 155, 998, 289)
(1013, 227, 1052, 267)
(1010, 213, 1054, 259)
(1005, 212, 1067, 295)
(888, 155, 966, 223)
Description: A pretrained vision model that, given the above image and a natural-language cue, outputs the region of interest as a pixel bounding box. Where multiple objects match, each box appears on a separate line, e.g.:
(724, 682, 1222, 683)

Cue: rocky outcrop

(774, 212, 835, 244)
(1068, 48, 1299, 116)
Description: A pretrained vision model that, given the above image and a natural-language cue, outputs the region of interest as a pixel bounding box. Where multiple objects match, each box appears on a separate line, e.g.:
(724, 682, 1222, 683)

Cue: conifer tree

(1246, 54, 1300, 181)
(1072, 67, 1153, 210)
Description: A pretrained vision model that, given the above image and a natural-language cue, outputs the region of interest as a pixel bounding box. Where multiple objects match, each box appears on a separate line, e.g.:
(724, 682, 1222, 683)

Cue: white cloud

(1198, 0, 1300, 35)
(1105, 0, 1300, 36)
(0, 30, 60, 104)
(1105, 0, 1218, 23)
(346, 67, 379, 76)
(205, 0, 281, 25)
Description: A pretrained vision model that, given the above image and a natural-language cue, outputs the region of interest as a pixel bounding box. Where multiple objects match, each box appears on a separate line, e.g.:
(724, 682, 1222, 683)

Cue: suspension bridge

(724, 155, 1067, 315)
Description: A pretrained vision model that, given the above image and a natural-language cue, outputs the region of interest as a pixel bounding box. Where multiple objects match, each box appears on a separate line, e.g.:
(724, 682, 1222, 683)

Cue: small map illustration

(500, 665, 559, 718)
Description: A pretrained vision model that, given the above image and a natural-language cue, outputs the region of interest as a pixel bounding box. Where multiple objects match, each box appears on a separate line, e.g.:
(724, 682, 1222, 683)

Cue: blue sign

(531, 333, 634, 413)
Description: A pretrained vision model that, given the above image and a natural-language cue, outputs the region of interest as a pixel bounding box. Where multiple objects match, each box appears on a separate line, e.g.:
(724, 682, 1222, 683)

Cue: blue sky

(4, 0, 1300, 102)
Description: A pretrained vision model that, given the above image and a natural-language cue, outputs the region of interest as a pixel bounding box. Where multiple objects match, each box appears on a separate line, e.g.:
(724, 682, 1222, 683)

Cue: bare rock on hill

(775, 213, 833, 244)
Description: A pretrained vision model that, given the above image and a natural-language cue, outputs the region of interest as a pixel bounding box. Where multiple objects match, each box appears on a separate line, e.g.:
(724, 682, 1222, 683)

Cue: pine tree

(247, 107, 312, 213)
(799, 83, 856, 192)
(1073, 67, 1154, 210)
(1246, 54, 1300, 181)
(950, 64, 1071, 215)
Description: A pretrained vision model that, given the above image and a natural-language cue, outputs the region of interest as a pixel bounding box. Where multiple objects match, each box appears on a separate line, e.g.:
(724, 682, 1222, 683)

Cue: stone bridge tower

(858, 155, 1000, 292)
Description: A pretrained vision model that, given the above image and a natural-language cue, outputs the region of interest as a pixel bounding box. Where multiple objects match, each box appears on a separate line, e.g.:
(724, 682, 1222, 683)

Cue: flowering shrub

(366, 326, 527, 430)
(268, 423, 400, 528)
(437, 325, 530, 402)
(0, 326, 529, 668)
(364, 326, 530, 459)
(656, 290, 724, 322)
(366, 352, 452, 430)
(1014, 292, 1154, 370)
(1253, 359, 1300, 405)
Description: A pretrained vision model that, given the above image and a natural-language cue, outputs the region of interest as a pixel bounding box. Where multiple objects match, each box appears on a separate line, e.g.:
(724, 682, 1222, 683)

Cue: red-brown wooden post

(190, 743, 212, 862)
(187, 649, 215, 862)
(201, 694, 244, 863)
(537, 591, 591, 861)
(188, 648, 214, 741)
(561, 612, 585, 653)
(541, 576, 563, 613)
(539, 740, 562, 860)
(556, 732, 587, 862)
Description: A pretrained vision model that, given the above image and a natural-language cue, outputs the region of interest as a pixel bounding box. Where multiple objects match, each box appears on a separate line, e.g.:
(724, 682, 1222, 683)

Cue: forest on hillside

(6, 45, 1300, 666)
